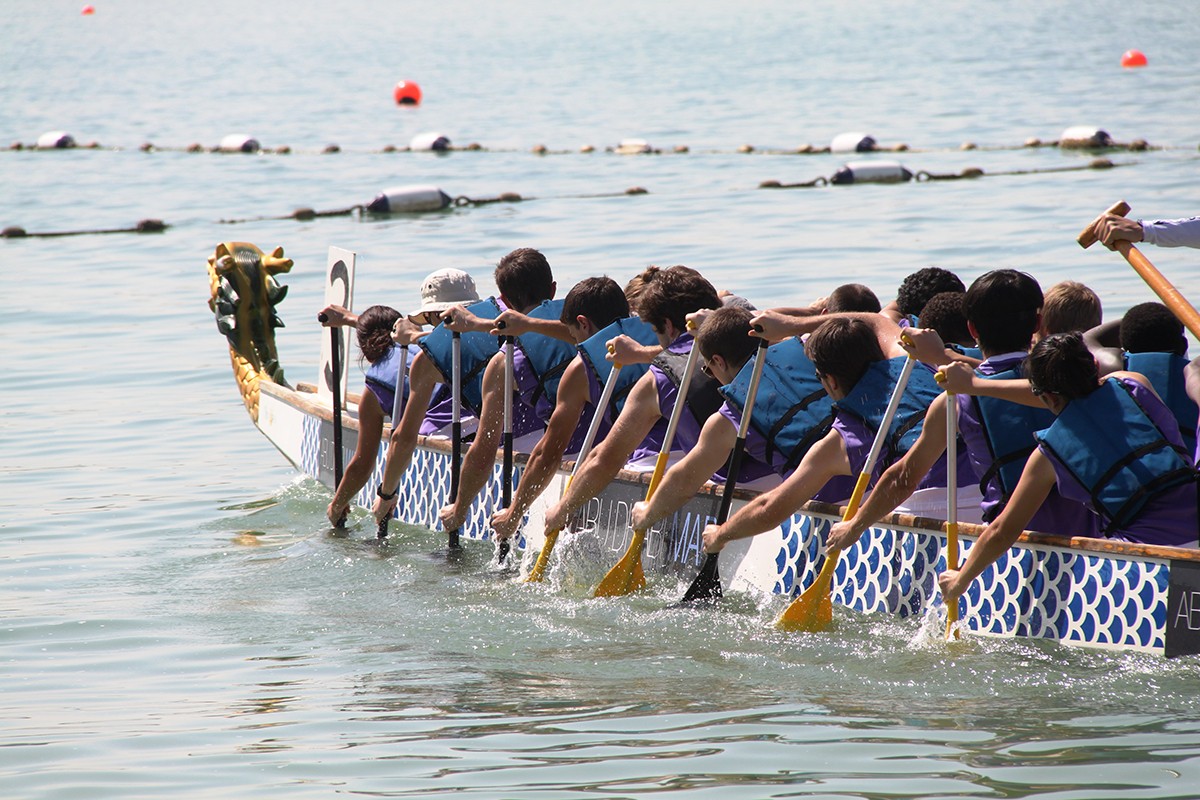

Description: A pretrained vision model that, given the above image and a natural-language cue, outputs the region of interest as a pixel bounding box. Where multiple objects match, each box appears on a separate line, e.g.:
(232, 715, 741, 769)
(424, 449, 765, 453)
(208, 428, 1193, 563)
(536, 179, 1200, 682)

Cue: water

(3, 1, 1200, 797)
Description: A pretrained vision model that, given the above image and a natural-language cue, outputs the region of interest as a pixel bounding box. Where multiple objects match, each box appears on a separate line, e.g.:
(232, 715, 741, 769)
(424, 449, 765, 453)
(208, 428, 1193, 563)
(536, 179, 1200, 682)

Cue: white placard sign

(318, 246, 356, 407)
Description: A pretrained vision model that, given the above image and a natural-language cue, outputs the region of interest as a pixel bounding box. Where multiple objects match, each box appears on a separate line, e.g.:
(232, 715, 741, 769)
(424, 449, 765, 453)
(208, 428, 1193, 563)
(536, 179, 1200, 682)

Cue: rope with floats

(760, 157, 1125, 189)
(0, 157, 1150, 239)
(6, 127, 1183, 158)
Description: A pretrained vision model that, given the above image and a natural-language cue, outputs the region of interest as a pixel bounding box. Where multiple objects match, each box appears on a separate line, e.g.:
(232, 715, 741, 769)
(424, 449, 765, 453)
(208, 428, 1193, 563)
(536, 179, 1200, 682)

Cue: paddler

(540, 266, 724, 535)
(826, 269, 1100, 553)
(939, 330, 1200, 608)
(701, 313, 952, 556)
(372, 249, 552, 524)
(437, 276, 632, 536)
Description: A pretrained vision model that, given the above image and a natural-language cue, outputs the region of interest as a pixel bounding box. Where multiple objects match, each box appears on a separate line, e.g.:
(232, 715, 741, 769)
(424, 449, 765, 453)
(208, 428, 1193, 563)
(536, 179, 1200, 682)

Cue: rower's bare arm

(330, 387, 385, 522)
(491, 309, 573, 342)
(705, 428, 848, 551)
(373, 353, 437, 522)
(492, 360, 590, 539)
(607, 334, 660, 365)
(899, 327, 980, 368)
(632, 412, 736, 531)
(938, 362, 1041, 408)
(543, 371, 661, 531)
(939, 449, 1055, 603)
(828, 394, 949, 550)
(440, 357, 506, 531)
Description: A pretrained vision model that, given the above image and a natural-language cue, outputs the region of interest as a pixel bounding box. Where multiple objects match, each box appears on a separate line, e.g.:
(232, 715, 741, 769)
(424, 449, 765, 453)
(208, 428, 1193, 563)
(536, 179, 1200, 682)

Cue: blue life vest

(971, 365, 1057, 522)
(578, 316, 660, 420)
(948, 343, 984, 360)
(417, 297, 503, 416)
(364, 344, 405, 419)
(512, 299, 577, 407)
(1124, 351, 1198, 455)
(719, 337, 834, 472)
(835, 356, 941, 462)
(1035, 378, 1198, 532)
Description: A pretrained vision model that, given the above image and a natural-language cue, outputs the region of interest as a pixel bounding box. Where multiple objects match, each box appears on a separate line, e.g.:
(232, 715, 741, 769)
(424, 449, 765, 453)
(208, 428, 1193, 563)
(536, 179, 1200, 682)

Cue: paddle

(943, 383, 961, 639)
(774, 354, 916, 631)
(524, 346, 622, 583)
(497, 330, 515, 564)
(1078, 201, 1200, 340)
(677, 332, 770, 606)
(594, 320, 702, 598)
(377, 343, 408, 540)
(447, 330, 463, 551)
(317, 312, 347, 528)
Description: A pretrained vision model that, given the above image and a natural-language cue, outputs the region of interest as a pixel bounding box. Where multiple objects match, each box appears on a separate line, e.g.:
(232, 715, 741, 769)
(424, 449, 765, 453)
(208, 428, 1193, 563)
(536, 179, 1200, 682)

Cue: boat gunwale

(265, 379, 1200, 566)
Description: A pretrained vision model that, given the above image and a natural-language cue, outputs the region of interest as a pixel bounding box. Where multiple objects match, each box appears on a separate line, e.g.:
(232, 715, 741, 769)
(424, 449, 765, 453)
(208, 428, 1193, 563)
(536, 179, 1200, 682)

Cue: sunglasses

(700, 359, 714, 378)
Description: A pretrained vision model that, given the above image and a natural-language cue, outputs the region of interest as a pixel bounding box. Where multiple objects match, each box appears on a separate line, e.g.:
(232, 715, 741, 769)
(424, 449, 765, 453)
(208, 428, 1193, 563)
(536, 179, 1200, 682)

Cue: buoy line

(0, 156, 1157, 240)
(759, 157, 1128, 188)
(6, 127, 1189, 158)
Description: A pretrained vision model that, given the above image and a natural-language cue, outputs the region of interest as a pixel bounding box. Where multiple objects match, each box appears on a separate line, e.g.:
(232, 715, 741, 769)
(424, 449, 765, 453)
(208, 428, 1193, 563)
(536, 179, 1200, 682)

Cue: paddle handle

(330, 326, 345, 488)
(448, 331, 462, 549)
(1078, 201, 1200, 340)
(945, 390, 960, 638)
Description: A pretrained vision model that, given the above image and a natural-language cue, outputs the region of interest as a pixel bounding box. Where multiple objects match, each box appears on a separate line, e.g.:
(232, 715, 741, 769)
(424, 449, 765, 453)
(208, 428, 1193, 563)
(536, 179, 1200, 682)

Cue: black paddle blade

(334, 508, 348, 529)
(676, 553, 723, 607)
(376, 517, 390, 540)
(448, 529, 462, 551)
(496, 538, 511, 564)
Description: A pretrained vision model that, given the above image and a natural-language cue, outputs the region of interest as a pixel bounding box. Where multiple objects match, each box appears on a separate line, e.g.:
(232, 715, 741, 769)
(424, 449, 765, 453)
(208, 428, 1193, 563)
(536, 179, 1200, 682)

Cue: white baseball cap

(409, 268, 480, 320)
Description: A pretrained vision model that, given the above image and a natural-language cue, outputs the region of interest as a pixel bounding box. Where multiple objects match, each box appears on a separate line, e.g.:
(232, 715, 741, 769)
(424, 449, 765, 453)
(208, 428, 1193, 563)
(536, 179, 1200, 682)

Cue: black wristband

(377, 485, 398, 500)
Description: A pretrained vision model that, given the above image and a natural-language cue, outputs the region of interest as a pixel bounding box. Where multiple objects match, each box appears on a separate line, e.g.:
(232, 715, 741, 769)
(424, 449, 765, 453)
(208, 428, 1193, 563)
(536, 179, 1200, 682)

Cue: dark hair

(805, 317, 884, 388)
(1028, 331, 1099, 401)
(637, 265, 721, 335)
(826, 283, 881, 314)
(696, 306, 757, 370)
(356, 305, 402, 364)
(896, 267, 965, 318)
(1120, 302, 1187, 356)
(918, 291, 972, 346)
(495, 247, 554, 312)
(560, 276, 629, 330)
(1042, 280, 1102, 336)
(963, 269, 1043, 354)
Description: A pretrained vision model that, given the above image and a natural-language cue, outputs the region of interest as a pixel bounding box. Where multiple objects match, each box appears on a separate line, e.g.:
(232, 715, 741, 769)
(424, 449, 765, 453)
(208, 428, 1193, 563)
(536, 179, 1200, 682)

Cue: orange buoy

(81, 4, 95, 13)
(393, 81, 422, 105)
(1121, 49, 1147, 68)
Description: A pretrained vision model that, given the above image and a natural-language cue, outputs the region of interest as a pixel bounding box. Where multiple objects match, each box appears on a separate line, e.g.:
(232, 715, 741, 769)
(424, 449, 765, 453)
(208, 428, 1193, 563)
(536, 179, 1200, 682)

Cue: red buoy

(393, 81, 422, 106)
(81, 4, 95, 13)
(1121, 49, 1147, 68)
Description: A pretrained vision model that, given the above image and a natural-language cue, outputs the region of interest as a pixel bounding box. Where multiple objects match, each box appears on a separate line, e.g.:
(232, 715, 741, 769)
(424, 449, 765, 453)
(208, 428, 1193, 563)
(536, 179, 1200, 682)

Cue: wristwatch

(377, 484, 398, 500)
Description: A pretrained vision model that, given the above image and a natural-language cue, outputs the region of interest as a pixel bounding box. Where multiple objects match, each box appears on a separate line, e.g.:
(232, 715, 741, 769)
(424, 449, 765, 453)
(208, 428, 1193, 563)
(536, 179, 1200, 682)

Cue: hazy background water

(3, 1, 1200, 798)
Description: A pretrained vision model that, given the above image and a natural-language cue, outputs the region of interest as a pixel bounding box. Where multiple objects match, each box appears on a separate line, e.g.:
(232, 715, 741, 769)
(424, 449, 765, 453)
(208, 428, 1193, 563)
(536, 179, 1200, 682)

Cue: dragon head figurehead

(207, 242, 293, 421)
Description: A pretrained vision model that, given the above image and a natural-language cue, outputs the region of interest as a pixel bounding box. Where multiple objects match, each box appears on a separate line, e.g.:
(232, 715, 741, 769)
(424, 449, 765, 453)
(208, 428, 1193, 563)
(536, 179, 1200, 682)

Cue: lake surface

(2, 1, 1199, 797)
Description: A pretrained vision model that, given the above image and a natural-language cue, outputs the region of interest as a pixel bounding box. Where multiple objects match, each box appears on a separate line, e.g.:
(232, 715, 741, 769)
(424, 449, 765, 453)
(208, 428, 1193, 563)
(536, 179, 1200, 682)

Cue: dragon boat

(207, 241, 1200, 658)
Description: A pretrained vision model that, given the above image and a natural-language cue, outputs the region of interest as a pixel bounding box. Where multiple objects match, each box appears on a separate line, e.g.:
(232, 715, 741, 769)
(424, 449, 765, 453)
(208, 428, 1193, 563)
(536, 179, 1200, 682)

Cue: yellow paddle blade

(593, 529, 647, 597)
(773, 472, 870, 632)
(774, 550, 838, 631)
(523, 528, 560, 583)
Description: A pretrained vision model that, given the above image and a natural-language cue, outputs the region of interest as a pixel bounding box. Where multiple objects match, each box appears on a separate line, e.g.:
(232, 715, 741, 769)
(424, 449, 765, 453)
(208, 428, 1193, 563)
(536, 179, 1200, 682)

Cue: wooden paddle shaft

(1078, 201, 1200, 340)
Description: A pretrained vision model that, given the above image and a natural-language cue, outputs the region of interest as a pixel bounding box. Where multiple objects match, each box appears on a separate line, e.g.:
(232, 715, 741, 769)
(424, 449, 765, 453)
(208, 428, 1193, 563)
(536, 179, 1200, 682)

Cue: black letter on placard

(1165, 560, 1200, 658)
(323, 260, 351, 393)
